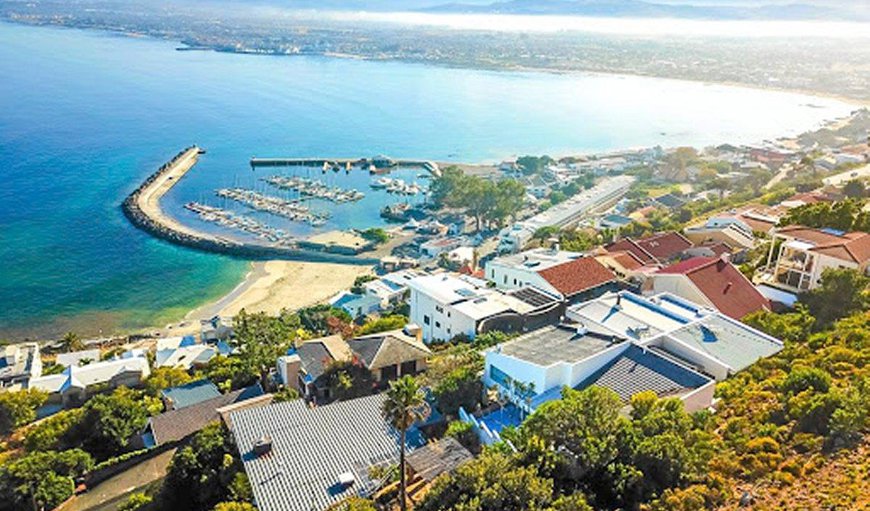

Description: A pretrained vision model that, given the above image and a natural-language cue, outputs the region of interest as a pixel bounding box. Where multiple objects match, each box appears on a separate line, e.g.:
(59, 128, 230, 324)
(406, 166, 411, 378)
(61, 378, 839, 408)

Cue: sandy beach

(185, 260, 374, 321)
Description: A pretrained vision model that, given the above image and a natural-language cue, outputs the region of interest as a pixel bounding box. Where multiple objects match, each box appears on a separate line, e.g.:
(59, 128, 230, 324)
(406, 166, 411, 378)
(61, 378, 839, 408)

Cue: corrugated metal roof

(666, 315, 782, 372)
(231, 394, 423, 511)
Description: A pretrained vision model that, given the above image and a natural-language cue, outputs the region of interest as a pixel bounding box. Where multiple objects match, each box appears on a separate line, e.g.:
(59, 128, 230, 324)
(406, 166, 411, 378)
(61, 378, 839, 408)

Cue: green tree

(232, 309, 301, 389)
(203, 355, 257, 393)
(74, 387, 150, 460)
(842, 179, 866, 198)
(445, 420, 480, 453)
(0, 388, 47, 435)
(323, 358, 376, 401)
(145, 366, 193, 396)
(799, 268, 870, 329)
(213, 502, 256, 511)
(119, 492, 153, 511)
(357, 314, 408, 336)
(59, 331, 84, 353)
(381, 376, 429, 511)
(431, 366, 483, 417)
(416, 450, 554, 511)
(532, 225, 560, 246)
(742, 305, 815, 343)
(23, 408, 84, 452)
(164, 423, 239, 510)
(0, 449, 93, 511)
(360, 228, 389, 244)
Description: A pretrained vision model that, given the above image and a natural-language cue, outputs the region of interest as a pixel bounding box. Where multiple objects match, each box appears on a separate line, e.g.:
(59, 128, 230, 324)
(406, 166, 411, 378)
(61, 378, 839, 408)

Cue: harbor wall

(122, 147, 379, 265)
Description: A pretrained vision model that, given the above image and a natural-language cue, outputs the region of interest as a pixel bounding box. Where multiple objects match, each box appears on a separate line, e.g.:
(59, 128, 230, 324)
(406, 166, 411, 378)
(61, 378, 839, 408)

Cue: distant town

(2, 98, 869, 511)
(3, 0, 870, 102)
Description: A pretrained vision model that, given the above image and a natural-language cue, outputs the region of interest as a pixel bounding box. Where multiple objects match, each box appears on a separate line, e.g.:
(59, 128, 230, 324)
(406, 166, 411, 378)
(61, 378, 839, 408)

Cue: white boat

(371, 177, 392, 189)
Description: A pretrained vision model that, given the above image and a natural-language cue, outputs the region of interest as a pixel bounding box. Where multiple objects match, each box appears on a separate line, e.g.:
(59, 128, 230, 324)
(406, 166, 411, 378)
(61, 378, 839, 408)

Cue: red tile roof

(608, 250, 646, 271)
(605, 238, 655, 264)
(657, 257, 770, 320)
(811, 232, 870, 264)
(606, 232, 693, 264)
(537, 257, 616, 298)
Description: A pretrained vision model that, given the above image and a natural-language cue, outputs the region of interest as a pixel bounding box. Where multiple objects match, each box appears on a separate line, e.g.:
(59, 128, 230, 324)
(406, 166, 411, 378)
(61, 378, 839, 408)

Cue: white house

(155, 336, 217, 370)
(407, 273, 559, 343)
(482, 291, 783, 418)
(755, 225, 870, 293)
(0, 343, 42, 389)
(363, 270, 420, 308)
(29, 356, 150, 406)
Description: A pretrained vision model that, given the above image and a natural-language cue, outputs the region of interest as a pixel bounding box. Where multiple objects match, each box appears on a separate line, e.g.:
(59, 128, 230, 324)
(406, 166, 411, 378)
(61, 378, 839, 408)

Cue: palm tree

(60, 331, 83, 353)
(381, 376, 429, 511)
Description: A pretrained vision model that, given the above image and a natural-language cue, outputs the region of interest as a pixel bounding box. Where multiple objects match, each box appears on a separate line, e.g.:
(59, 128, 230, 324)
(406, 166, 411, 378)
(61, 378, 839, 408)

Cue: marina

(263, 175, 366, 203)
(215, 188, 329, 226)
(184, 202, 296, 245)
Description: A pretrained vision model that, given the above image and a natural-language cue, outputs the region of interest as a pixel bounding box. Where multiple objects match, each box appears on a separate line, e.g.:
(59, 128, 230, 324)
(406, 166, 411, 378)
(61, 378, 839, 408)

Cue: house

(599, 214, 633, 230)
(331, 292, 382, 319)
(346, 329, 431, 382)
(568, 292, 783, 379)
(55, 349, 101, 368)
(155, 336, 217, 370)
(161, 379, 222, 411)
(475, 291, 783, 440)
(143, 384, 264, 447)
(605, 231, 694, 265)
(523, 175, 554, 198)
(363, 270, 419, 308)
(594, 250, 650, 282)
(0, 343, 42, 389)
(29, 356, 150, 407)
(485, 248, 617, 303)
(645, 256, 770, 320)
(277, 335, 352, 402)
(755, 226, 870, 293)
(408, 273, 562, 343)
(201, 316, 233, 342)
(684, 217, 755, 250)
(653, 193, 687, 209)
(420, 237, 464, 259)
(230, 394, 425, 511)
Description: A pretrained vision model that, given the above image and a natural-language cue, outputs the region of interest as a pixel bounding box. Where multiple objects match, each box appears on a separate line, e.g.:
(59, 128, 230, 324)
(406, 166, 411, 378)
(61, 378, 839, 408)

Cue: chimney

(253, 435, 273, 457)
(575, 322, 587, 336)
(278, 354, 302, 393)
(404, 324, 423, 344)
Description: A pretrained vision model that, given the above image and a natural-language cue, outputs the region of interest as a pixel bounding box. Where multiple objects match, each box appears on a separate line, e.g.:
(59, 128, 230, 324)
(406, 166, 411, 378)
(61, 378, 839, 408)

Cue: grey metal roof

(576, 345, 711, 402)
(161, 379, 222, 410)
(230, 394, 424, 511)
(666, 315, 783, 373)
(496, 324, 624, 367)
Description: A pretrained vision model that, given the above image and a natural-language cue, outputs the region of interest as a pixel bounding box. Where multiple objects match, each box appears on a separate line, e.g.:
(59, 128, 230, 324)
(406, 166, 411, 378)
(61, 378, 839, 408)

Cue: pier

(249, 156, 440, 176)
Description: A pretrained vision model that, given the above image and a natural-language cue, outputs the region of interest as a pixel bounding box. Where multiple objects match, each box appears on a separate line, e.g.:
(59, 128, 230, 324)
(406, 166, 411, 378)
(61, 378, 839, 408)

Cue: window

(436, 305, 444, 313)
(489, 365, 511, 388)
(435, 321, 441, 328)
(424, 315, 430, 325)
(513, 278, 517, 285)
(503, 276, 507, 284)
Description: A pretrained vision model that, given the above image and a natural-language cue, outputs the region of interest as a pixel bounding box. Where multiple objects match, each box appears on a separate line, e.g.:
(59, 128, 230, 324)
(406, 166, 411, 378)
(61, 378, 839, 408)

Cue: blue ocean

(0, 21, 854, 340)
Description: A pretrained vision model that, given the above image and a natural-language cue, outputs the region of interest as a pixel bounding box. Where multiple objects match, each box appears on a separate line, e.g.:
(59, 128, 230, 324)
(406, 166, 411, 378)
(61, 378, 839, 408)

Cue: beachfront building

(155, 335, 217, 370)
(0, 342, 42, 389)
(230, 394, 425, 511)
(330, 291, 382, 319)
(161, 379, 222, 411)
(485, 248, 616, 303)
(497, 175, 635, 253)
(755, 225, 870, 293)
(29, 355, 150, 407)
(345, 329, 431, 382)
(644, 256, 770, 320)
(407, 273, 562, 343)
(55, 349, 101, 368)
(278, 335, 352, 402)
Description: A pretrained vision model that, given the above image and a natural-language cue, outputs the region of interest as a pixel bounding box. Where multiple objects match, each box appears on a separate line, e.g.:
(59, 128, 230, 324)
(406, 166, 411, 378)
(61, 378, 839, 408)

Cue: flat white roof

(407, 273, 487, 305)
(489, 248, 584, 273)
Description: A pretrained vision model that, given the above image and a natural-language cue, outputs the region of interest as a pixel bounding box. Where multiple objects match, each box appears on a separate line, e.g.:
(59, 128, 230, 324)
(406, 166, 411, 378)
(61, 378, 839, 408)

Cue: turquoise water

(0, 22, 854, 340)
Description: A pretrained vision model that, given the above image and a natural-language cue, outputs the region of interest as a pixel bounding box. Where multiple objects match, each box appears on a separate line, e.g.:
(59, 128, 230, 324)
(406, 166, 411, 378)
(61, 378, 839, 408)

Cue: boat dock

(250, 156, 440, 176)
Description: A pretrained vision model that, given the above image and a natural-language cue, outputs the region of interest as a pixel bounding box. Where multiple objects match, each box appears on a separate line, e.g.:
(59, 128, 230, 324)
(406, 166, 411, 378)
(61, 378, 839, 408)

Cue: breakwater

(121, 147, 378, 265)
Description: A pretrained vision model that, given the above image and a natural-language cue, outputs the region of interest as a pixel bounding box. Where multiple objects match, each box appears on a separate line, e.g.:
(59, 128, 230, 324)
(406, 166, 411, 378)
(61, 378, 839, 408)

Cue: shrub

(445, 420, 480, 454)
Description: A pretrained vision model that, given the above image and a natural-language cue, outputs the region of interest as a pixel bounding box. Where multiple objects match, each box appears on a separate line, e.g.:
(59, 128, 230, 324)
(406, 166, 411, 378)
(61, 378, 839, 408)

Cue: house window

(424, 315, 430, 325)
(489, 365, 511, 388)
(435, 321, 441, 328)
(436, 305, 444, 313)
(503, 276, 507, 284)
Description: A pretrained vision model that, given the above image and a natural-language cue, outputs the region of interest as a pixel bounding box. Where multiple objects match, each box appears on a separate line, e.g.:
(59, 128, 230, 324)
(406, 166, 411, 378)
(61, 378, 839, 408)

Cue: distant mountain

(423, 0, 870, 21)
